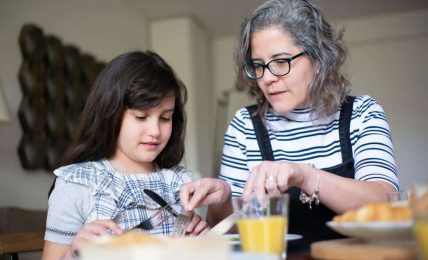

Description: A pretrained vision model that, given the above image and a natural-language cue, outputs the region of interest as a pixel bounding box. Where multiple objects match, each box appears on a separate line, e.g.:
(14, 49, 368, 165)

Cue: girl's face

(110, 95, 175, 173)
(251, 27, 316, 114)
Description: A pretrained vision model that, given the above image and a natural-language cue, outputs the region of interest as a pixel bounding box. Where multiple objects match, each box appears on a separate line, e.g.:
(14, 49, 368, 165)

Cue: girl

(42, 51, 209, 259)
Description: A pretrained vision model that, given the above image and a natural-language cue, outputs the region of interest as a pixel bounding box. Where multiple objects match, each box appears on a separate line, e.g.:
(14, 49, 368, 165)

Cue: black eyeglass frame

(244, 51, 307, 80)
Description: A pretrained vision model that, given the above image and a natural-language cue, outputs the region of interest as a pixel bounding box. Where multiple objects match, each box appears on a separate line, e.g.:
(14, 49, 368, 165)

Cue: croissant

(333, 202, 412, 223)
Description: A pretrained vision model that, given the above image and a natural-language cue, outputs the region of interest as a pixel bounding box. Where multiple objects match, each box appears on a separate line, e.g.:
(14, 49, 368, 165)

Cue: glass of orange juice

(410, 184, 428, 260)
(232, 194, 289, 259)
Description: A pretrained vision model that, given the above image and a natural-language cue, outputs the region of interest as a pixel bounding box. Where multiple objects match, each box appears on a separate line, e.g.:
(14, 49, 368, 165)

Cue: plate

(230, 252, 278, 260)
(223, 233, 302, 245)
(326, 221, 414, 242)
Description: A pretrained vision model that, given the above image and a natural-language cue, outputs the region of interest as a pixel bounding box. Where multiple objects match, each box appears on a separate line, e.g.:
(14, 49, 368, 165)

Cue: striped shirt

(219, 95, 399, 196)
(45, 159, 192, 245)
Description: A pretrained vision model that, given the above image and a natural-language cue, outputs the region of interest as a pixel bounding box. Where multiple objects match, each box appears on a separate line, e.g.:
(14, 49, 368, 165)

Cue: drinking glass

(387, 190, 411, 206)
(232, 194, 289, 259)
(410, 184, 428, 260)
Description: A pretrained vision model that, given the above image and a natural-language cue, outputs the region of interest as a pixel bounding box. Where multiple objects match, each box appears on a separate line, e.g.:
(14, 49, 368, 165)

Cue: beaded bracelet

(299, 165, 320, 210)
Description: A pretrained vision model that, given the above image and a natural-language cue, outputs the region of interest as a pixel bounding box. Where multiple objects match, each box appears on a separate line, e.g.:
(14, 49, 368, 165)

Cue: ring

(265, 175, 277, 183)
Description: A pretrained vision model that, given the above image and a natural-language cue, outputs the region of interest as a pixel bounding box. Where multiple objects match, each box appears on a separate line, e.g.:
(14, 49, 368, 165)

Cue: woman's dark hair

(235, 0, 350, 118)
(62, 50, 187, 168)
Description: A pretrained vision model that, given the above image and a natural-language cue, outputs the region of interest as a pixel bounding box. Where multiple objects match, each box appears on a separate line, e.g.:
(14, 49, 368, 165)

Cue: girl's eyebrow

(133, 107, 174, 113)
(161, 108, 175, 113)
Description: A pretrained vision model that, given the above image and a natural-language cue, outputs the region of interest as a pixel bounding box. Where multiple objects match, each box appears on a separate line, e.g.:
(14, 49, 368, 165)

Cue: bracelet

(299, 164, 320, 210)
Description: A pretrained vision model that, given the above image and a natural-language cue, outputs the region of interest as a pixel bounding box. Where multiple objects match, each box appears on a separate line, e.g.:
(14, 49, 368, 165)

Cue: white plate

(230, 252, 278, 260)
(326, 221, 414, 242)
(223, 233, 302, 245)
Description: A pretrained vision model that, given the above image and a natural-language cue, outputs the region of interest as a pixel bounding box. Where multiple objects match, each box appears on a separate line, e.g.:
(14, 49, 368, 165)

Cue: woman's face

(251, 27, 316, 114)
(110, 95, 175, 173)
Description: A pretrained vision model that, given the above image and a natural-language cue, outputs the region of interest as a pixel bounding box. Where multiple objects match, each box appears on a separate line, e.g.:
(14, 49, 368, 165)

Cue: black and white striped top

(219, 95, 399, 196)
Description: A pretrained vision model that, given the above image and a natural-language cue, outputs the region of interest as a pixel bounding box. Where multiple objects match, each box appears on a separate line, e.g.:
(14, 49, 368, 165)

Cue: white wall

(211, 10, 428, 188)
(341, 10, 428, 189)
(0, 0, 147, 210)
(213, 37, 236, 101)
(149, 16, 214, 178)
(211, 37, 254, 173)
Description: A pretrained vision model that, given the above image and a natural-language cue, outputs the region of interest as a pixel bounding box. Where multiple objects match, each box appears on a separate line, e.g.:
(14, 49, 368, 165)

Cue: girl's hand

(180, 178, 231, 211)
(243, 161, 310, 200)
(185, 213, 210, 236)
(70, 220, 123, 256)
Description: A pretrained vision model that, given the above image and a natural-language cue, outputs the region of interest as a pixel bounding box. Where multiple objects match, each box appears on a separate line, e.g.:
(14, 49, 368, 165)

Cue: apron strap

(246, 105, 274, 161)
(338, 96, 356, 162)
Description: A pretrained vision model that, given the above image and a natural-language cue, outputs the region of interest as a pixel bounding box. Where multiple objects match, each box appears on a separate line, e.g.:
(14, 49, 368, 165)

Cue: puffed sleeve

(44, 178, 92, 245)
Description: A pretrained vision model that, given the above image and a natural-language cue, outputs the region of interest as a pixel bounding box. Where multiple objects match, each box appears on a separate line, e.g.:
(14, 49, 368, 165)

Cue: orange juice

(414, 219, 428, 259)
(237, 216, 287, 254)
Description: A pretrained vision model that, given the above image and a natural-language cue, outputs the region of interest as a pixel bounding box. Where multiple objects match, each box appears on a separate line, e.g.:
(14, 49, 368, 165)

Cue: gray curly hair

(235, 0, 350, 118)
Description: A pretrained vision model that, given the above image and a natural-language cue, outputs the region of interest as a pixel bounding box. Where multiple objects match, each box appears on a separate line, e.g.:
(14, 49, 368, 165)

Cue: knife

(143, 189, 178, 217)
(206, 213, 237, 236)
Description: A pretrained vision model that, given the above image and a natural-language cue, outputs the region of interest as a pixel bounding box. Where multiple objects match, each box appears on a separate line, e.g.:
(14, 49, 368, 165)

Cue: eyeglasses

(244, 51, 307, 80)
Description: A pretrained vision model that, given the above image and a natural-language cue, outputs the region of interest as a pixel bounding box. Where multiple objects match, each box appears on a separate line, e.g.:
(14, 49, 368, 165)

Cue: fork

(167, 190, 192, 236)
(143, 189, 191, 236)
(133, 207, 170, 231)
(167, 205, 191, 236)
(164, 191, 191, 236)
(132, 191, 190, 234)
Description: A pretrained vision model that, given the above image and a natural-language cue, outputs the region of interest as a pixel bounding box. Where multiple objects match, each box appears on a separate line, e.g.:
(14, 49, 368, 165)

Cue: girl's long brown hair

(62, 51, 187, 168)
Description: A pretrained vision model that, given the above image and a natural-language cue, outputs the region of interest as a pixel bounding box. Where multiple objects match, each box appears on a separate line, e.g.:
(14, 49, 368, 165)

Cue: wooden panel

(17, 24, 105, 171)
(0, 231, 44, 255)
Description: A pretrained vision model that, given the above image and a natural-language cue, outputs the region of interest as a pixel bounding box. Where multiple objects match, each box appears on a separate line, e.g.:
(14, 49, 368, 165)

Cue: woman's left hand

(185, 213, 210, 236)
(243, 161, 310, 200)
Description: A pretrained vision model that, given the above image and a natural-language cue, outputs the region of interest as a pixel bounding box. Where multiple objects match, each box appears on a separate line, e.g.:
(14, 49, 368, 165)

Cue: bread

(333, 203, 412, 223)
(412, 190, 428, 215)
(80, 231, 230, 260)
(99, 231, 164, 246)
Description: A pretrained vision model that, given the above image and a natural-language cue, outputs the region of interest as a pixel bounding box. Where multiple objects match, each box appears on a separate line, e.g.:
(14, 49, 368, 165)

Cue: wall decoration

(17, 24, 105, 171)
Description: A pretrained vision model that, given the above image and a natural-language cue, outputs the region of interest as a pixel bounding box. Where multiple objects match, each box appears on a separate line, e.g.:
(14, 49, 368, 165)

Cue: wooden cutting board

(310, 238, 418, 260)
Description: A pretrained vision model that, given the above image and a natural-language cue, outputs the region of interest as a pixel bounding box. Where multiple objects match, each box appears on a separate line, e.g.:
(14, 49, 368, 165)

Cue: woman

(180, 0, 398, 250)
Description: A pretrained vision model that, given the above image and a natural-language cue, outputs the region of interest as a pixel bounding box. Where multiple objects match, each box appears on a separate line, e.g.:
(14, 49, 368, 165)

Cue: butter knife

(206, 213, 236, 236)
(143, 189, 178, 217)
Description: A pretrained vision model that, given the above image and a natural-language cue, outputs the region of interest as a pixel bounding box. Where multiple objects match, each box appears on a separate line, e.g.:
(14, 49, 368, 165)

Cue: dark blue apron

(246, 96, 355, 252)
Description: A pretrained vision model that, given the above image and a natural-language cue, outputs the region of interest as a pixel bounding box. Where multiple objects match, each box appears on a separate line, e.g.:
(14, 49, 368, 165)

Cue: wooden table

(311, 238, 418, 260)
(0, 231, 44, 259)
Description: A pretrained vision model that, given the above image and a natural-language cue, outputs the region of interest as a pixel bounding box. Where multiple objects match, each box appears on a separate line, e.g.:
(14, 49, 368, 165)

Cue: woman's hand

(185, 213, 210, 236)
(70, 220, 123, 257)
(243, 161, 311, 200)
(180, 178, 231, 212)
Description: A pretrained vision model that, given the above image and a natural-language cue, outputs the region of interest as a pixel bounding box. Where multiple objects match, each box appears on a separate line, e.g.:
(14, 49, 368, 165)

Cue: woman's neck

(272, 107, 314, 122)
